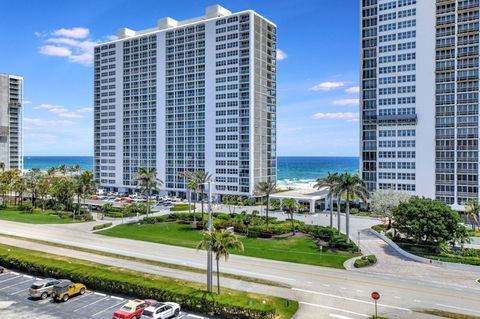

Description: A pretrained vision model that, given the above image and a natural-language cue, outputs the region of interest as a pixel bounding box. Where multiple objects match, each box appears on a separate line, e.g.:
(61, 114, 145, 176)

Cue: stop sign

(371, 292, 380, 300)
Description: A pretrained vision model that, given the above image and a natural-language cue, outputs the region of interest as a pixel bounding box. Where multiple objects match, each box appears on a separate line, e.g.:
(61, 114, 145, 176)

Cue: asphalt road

(0, 220, 479, 319)
(0, 270, 208, 319)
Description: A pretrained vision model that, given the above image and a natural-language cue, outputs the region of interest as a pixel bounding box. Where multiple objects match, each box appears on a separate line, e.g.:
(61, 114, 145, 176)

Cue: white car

(140, 302, 180, 319)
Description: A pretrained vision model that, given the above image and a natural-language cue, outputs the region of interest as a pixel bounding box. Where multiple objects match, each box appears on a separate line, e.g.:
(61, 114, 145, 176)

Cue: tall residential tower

(94, 5, 277, 198)
(360, 0, 480, 208)
(0, 73, 23, 170)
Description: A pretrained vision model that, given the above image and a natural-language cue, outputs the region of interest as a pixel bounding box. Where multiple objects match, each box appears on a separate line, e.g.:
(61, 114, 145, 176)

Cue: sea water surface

(23, 156, 359, 188)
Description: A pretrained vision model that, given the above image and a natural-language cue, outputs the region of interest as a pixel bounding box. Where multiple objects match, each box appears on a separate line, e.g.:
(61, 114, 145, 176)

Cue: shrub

(170, 204, 195, 212)
(371, 224, 387, 233)
(18, 203, 33, 213)
(354, 255, 377, 268)
(92, 222, 113, 231)
(0, 245, 297, 319)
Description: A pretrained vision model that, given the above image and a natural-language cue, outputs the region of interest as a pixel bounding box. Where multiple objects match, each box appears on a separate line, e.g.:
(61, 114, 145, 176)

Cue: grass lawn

(418, 310, 480, 319)
(98, 223, 355, 268)
(0, 208, 82, 224)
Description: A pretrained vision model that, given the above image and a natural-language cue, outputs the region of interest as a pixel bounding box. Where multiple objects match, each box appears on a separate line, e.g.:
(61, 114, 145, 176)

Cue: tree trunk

(193, 191, 197, 225)
(329, 196, 333, 228)
(201, 191, 205, 228)
(147, 188, 151, 217)
(337, 198, 341, 232)
(290, 212, 296, 235)
(265, 194, 269, 232)
(346, 198, 350, 243)
(216, 257, 221, 295)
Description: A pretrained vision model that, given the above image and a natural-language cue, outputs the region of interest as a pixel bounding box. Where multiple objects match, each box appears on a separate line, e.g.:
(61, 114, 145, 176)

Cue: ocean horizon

(23, 156, 359, 188)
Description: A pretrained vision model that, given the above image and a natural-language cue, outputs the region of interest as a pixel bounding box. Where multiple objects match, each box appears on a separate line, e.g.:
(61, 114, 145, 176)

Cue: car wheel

(62, 294, 69, 302)
(79, 288, 85, 295)
(41, 292, 48, 300)
(174, 309, 180, 317)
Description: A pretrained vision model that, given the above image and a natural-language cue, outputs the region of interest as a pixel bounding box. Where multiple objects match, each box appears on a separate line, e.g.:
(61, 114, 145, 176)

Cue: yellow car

(52, 280, 86, 302)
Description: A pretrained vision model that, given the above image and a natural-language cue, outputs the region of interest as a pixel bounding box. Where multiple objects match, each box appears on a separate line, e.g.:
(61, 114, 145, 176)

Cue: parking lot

(0, 270, 210, 319)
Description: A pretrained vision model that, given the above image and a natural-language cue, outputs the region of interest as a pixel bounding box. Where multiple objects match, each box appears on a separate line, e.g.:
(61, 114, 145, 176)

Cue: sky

(0, 0, 360, 157)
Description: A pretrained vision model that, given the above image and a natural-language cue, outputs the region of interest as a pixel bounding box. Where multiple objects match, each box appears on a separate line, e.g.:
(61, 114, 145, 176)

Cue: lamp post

(358, 230, 361, 253)
(205, 181, 214, 293)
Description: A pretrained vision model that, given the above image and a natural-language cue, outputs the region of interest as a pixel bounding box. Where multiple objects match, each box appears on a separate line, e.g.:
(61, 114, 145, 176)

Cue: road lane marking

(436, 304, 480, 314)
(322, 284, 331, 287)
(111, 296, 123, 300)
(91, 300, 126, 316)
(94, 292, 106, 296)
(414, 300, 421, 303)
(0, 276, 19, 284)
(22, 275, 32, 278)
(10, 272, 19, 275)
(188, 315, 204, 319)
(330, 314, 356, 319)
(299, 302, 368, 317)
(9, 288, 27, 295)
(293, 288, 411, 312)
(0, 279, 32, 291)
(73, 296, 109, 312)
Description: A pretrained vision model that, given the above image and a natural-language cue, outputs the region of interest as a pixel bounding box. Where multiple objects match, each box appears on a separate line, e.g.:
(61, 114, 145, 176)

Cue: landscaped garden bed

(98, 211, 359, 268)
(354, 255, 377, 268)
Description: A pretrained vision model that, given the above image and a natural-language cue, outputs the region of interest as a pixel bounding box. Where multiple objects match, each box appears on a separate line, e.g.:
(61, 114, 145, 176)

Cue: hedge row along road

(0, 220, 479, 318)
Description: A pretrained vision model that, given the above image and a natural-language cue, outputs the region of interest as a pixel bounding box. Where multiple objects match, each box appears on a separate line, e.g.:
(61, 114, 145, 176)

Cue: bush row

(92, 222, 113, 231)
(0, 245, 297, 319)
(354, 255, 377, 268)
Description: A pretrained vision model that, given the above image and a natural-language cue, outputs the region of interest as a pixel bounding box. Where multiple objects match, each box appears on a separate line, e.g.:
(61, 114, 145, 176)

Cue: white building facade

(94, 5, 277, 198)
(360, 0, 480, 208)
(0, 73, 23, 170)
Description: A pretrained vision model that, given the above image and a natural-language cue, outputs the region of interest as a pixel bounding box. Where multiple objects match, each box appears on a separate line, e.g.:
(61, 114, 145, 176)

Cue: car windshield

(30, 284, 43, 289)
(120, 306, 133, 312)
(142, 310, 154, 316)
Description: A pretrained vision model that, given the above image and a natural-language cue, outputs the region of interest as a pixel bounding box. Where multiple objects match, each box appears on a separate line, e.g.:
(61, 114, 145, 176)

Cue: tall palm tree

(197, 229, 244, 295)
(314, 172, 339, 229)
(333, 172, 369, 243)
(464, 199, 479, 231)
(11, 171, 27, 206)
(57, 164, 67, 176)
(37, 174, 51, 211)
(134, 167, 163, 217)
(25, 168, 43, 208)
(192, 170, 212, 228)
(282, 198, 300, 235)
(255, 180, 277, 232)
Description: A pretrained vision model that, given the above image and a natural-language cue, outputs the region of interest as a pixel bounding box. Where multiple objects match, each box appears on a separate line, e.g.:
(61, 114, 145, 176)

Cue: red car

(113, 299, 157, 319)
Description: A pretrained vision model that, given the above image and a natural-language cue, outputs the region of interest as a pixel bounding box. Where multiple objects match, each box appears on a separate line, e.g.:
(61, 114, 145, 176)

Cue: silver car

(29, 278, 60, 299)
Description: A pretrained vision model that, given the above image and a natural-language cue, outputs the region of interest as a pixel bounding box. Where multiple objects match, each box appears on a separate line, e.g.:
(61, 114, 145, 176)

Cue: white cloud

(332, 98, 359, 106)
(35, 103, 84, 118)
(345, 86, 360, 94)
(39, 45, 72, 57)
(105, 35, 118, 41)
(52, 27, 89, 39)
(23, 100, 32, 105)
(277, 49, 287, 61)
(38, 28, 97, 65)
(77, 107, 93, 113)
(310, 81, 347, 91)
(25, 133, 56, 140)
(312, 112, 359, 121)
(24, 118, 75, 127)
(58, 112, 83, 118)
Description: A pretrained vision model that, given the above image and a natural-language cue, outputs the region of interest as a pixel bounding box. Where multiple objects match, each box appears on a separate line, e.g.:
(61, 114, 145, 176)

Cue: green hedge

(0, 244, 297, 319)
(354, 255, 377, 268)
(92, 222, 113, 231)
(170, 204, 195, 212)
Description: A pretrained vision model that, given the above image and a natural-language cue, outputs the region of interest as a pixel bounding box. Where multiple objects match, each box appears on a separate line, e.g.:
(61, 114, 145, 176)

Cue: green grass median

(0, 243, 298, 319)
(0, 207, 83, 224)
(98, 223, 354, 268)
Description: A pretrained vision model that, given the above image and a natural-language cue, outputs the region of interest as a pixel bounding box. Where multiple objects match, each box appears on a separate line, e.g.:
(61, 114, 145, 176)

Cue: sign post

(371, 291, 380, 318)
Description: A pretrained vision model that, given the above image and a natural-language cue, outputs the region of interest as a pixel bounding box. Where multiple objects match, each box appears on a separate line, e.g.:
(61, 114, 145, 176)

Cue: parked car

(29, 278, 60, 299)
(113, 299, 157, 319)
(140, 302, 180, 319)
(52, 280, 86, 302)
(0, 266, 5, 273)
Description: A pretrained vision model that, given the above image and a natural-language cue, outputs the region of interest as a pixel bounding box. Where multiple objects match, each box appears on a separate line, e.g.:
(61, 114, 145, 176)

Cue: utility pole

(206, 181, 213, 293)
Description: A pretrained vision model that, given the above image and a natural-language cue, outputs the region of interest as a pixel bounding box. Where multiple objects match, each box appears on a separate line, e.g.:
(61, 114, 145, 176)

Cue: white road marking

(330, 314, 355, 319)
(340, 287, 347, 290)
(188, 315, 204, 319)
(10, 272, 19, 275)
(22, 275, 32, 279)
(94, 292, 106, 297)
(414, 300, 421, 303)
(91, 300, 126, 316)
(394, 296, 401, 299)
(300, 302, 368, 317)
(111, 296, 123, 300)
(436, 304, 480, 314)
(293, 288, 411, 312)
(9, 288, 27, 295)
(177, 315, 185, 319)
(0, 276, 19, 284)
(38, 299, 51, 305)
(322, 284, 331, 287)
(74, 296, 108, 312)
(307, 281, 312, 284)
(0, 279, 32, 291)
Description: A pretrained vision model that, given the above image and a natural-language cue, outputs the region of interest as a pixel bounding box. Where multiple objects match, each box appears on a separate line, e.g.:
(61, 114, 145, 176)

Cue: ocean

(23, 156, 359, 189)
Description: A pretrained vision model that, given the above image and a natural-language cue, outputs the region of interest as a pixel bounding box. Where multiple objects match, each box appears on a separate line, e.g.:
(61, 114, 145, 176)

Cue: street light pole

(358, 230, 361, 253)
(206, 181, 213, 293)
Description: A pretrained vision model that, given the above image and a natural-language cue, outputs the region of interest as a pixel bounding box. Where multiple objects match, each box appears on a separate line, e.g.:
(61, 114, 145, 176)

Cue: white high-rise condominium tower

(94, 5, 277, 198)
(360, 0, 480, 208)
(0, 73, 23, 170)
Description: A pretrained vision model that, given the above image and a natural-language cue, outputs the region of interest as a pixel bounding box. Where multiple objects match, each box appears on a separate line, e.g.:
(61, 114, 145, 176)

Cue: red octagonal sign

(371, 292, 380, 300)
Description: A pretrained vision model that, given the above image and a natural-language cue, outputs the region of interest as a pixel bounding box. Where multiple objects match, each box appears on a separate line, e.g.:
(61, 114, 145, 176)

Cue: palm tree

(333, 172, 369, 243)
(25, 168, 43, 208)
(197, 229, 244, 295)
(11, 171, 27, 206)
(0, 162, 5, 172)
(314, 172, 339, 229)
(255, 180, 277, 232)
(192, 170, 212, 228)
(180, 171, 199, 227)
(57, 164, 67, 176)
(134, 168, 163, 217)
(464, 199, 479, 231)
(37, 174, 51, 211)
(282, 198, 300, 235)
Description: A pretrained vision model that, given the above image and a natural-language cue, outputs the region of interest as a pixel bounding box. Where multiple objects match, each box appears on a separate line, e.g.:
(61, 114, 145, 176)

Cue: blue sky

(0, 0, 359, 157)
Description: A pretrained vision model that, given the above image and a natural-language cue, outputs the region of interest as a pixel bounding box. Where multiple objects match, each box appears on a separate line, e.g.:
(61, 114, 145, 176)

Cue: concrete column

(310, 199, 316, 213)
